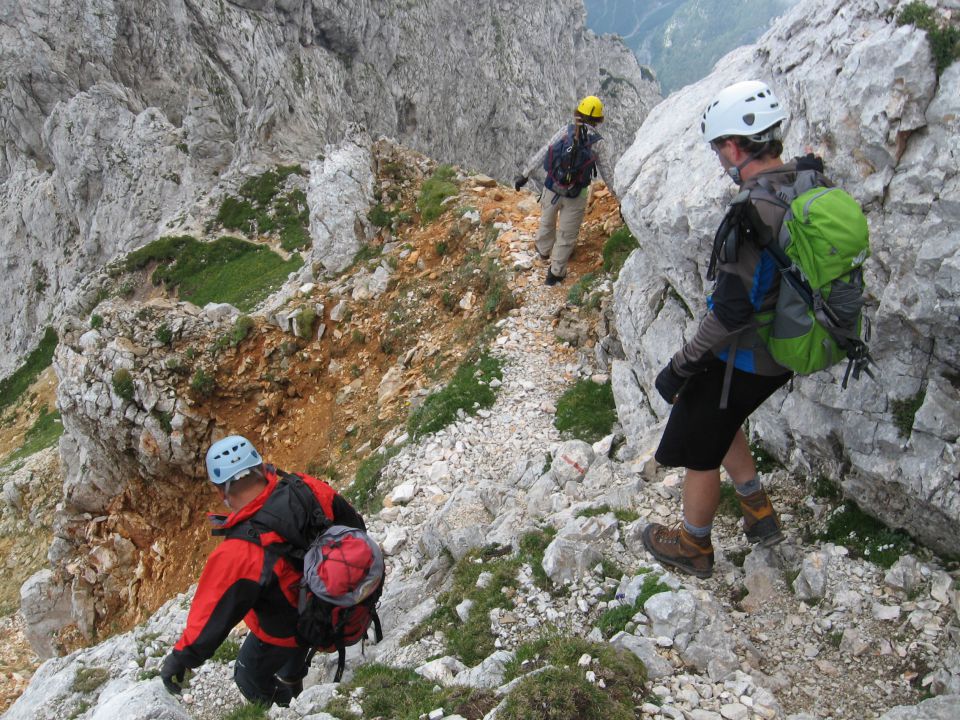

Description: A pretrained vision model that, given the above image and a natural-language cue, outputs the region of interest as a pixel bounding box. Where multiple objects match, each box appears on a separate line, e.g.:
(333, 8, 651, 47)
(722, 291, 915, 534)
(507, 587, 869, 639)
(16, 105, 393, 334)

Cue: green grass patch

(72, 666, 110, 693)
(112, 368, 135, 401)
(602, 226, 639, 277)
(5, 407, 63, 463)
(216, 166, 309, 249)
(749, 440, 781, 473)
(891, 389, 925, 439)
(155, 323, 173, 345)
(343, 446, 401, 514)
(518, 526, 558, 590)
(817, 501, 915, 568)
(221, 703, 269, 720)
(898, 1, 960, 75)
(554, 379, 616, 443)
(567, 272, 597, 306)
(211, 638, 240, 663)
(575, 505, 639, 524)
(407, 354, 503, 440)
(595, 572, 669, 639)
(406, 529, 556, 664)
(229, 315, 255, 347)
(324, 664, 498, 720)
(90, 314, 103, 329)
(716, 483, 741, 519)
(0, 327, 57, 415)
(125, 235, 302, 312)
(367, 203, 395, 228)
(417, 165, 459, 224)
(812, 475, 842, 501)
(497, 637, 646, 720)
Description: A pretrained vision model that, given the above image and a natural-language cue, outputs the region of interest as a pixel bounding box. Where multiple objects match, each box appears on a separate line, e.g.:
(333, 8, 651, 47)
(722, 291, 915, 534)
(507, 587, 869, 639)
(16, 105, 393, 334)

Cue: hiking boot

(545, 269, 563, 286)
(738, 488, 784, 547)
(642, 523, 714, 578)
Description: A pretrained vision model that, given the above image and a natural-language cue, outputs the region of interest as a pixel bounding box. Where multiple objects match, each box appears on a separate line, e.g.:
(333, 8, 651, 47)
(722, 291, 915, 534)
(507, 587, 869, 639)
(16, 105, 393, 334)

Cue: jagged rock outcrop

(0, 0, 660, 373)
(30, 298, 231, 653)
(611, 0, 960, 555)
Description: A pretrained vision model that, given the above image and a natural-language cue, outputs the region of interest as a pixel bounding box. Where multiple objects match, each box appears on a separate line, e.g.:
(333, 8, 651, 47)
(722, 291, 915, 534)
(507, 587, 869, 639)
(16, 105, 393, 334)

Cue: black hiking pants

(234, 634, 310, 707)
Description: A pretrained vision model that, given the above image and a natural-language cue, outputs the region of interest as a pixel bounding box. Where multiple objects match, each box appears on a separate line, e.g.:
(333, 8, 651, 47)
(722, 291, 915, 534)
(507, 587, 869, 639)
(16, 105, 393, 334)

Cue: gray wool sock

(734, 475, 762, 497)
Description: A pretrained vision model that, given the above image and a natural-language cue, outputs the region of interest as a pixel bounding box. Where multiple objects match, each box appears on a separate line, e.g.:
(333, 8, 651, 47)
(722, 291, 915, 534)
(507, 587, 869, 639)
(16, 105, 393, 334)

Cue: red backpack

(214, 470, 384, 682)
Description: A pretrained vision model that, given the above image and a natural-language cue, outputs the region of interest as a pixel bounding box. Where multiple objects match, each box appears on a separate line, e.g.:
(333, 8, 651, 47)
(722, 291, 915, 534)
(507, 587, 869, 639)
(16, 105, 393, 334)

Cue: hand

(619, 206, 626, 225)
(513, 175, 528, 192)
(795, 153, 824, 172)
(655, 362, 686, 404)
(160, 653, 187, 695)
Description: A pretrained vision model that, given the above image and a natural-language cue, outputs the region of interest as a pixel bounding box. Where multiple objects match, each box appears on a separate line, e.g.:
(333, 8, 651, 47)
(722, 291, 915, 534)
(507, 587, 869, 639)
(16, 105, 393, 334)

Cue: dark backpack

(544, 123, 600, 198)
(214, 470, 384, 682)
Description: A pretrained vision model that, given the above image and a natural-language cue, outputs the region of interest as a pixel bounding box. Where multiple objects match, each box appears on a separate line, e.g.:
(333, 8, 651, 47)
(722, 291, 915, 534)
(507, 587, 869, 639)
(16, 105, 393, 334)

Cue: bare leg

(722, 428, 757, 486)
(682, 468, 721, 527)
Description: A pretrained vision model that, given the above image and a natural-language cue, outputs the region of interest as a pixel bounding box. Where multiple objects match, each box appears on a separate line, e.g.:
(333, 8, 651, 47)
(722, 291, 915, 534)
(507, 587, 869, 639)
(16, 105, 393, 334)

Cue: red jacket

(172, 467, 364, 667)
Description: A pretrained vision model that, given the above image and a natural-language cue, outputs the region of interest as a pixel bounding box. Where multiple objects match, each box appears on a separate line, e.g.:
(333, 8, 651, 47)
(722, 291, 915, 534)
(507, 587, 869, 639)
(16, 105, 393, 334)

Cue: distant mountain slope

(584, 0, 799, 93)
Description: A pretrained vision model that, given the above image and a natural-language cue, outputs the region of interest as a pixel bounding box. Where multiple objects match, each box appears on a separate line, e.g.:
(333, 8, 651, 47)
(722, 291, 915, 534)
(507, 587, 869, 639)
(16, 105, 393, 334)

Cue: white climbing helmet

(700, 80, 787, 143)
(205, 435, 262, 485)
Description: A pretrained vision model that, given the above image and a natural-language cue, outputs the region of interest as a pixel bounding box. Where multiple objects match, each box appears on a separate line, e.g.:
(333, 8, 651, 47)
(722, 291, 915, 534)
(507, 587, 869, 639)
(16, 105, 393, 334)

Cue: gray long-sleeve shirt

(521, 123, 616, 199)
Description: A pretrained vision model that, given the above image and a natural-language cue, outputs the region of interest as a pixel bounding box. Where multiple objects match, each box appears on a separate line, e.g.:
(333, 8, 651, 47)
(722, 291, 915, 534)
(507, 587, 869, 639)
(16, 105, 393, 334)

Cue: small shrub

(407, 354, 503, 439)
(230, 315, 255, 347)
(90, 314, 103, 329)
(602, 226, 639, 277)
(367, 203, 394, 228)
(435, 240, 449, 256)
(351, 328, 366, 344)
(190, 368, 216, 397)
(554, 379, 616, 443)
(891, 389, 925, 438)
(812, 475, 842, 501)
(153, 410, 173, 434)
(417, 165, 459, 224)
(112, 368, 135, 401)
(295, 308, 317, 338)
(155, 323, 173, 345)
(897, 2, 960, 75)
(211, 638, 241, 663)
(72, 666, 110, 693)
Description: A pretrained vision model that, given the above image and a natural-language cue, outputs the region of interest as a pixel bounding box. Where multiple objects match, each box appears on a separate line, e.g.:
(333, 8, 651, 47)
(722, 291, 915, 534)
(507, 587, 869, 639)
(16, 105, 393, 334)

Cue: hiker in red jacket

(160, 435, 365, 707)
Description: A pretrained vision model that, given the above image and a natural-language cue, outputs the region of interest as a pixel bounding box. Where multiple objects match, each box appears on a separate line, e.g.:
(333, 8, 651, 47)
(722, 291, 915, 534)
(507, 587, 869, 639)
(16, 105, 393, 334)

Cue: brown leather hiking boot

(738, 488, 784, 547)
(641, 523, 714, 578)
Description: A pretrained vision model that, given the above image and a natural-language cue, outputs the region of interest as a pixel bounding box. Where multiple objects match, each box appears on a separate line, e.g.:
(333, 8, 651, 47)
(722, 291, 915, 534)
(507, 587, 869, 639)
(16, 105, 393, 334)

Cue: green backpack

(750, 170, 875, 386)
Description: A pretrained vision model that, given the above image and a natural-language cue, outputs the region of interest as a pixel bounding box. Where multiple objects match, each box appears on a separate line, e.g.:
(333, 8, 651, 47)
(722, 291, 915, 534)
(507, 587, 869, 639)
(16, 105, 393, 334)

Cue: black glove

(795, 153, 824, 173)
(513, 174, 528, 192)
(160, 653, 187, 695)
(619, 206, 626, 225)
(655, 362, 686, 404)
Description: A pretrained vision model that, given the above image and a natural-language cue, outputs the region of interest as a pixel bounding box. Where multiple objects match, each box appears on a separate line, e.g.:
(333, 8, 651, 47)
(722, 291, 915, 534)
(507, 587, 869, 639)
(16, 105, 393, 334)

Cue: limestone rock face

(40, 299, 228, 648)
(612, 0, 960, 555)
(0, 0, 660, 373)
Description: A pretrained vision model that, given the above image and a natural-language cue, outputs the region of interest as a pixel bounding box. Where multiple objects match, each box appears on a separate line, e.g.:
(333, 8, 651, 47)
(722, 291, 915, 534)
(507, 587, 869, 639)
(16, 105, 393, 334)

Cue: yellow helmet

(576, 95, 604, 120)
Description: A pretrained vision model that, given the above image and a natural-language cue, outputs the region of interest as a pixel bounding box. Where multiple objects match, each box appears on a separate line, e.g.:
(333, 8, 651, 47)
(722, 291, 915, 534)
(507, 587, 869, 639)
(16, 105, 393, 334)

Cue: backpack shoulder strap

(212, 519, 283, 586)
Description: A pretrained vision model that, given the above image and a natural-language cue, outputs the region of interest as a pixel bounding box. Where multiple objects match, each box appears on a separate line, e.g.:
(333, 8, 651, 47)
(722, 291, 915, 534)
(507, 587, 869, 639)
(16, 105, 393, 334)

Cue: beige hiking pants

(535, 186, 589, 278)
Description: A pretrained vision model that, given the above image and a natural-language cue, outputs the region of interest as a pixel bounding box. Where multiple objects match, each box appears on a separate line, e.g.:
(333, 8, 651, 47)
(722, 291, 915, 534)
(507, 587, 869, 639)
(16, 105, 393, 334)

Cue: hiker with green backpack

(642, 80, 873, 579)
(160, 436, 383, 706)
(514, 95, 620, 286)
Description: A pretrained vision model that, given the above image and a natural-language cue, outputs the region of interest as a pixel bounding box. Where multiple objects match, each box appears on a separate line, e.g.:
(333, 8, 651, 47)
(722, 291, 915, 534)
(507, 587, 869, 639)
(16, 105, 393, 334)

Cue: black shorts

(655, 361, 791, 471)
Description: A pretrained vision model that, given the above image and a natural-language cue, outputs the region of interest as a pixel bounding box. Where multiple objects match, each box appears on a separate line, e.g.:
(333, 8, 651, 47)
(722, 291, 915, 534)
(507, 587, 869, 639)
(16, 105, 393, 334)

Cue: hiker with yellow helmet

(514, 95, 619, 286)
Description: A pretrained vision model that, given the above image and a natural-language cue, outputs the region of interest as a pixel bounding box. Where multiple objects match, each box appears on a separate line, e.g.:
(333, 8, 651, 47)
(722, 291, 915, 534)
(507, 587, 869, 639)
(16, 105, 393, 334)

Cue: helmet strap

(728, 149, 765, 186)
